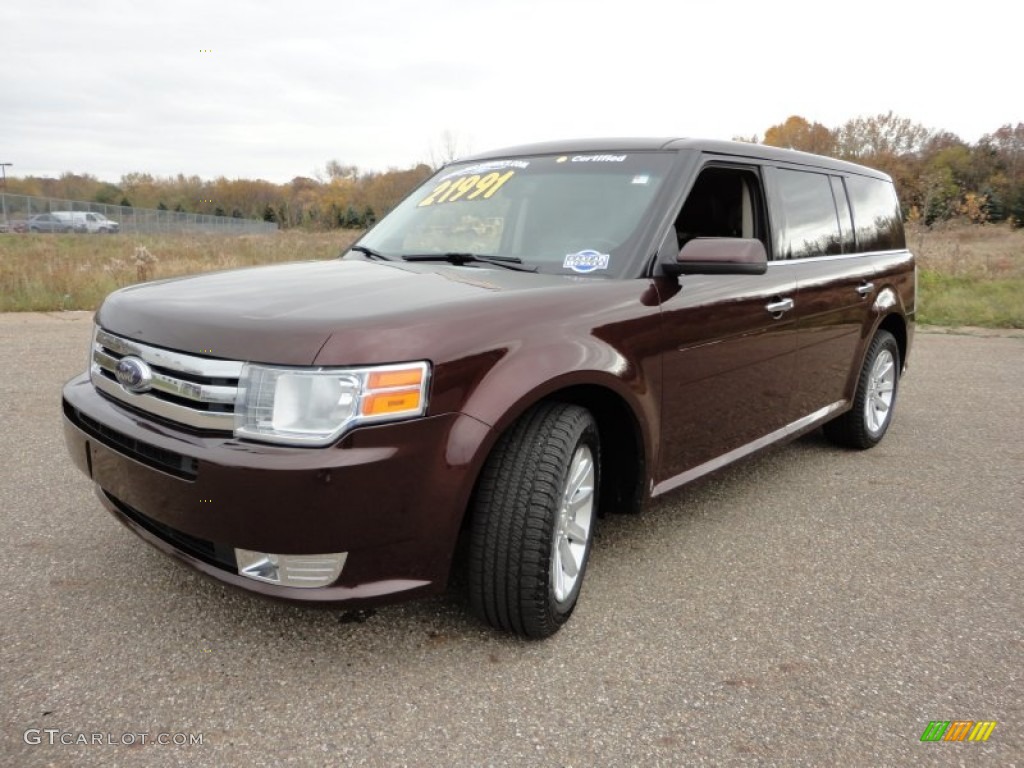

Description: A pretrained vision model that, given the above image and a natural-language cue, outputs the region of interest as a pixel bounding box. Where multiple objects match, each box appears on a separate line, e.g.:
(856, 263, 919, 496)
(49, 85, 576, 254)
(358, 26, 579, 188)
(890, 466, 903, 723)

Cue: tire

(468, 402, 599, 638)
(824, 329, 900, 449)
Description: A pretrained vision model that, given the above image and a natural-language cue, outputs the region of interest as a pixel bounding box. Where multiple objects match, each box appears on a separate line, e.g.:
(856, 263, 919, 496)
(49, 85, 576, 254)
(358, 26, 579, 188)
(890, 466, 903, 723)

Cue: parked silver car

(52, 211, 120, 233)
(27, 213, 73, 233)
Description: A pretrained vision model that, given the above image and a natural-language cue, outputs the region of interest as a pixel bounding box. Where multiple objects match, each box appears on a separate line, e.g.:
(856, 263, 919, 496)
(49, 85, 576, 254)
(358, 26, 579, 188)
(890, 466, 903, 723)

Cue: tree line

(4, 161, 433, 231)
(743, 114, 1024, 226)
(6, 115, 1022, 229)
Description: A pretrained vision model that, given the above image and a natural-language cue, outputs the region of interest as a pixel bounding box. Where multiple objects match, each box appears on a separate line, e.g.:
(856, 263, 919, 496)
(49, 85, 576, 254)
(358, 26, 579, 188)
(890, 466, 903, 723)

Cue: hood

(96, 258, 592, 365)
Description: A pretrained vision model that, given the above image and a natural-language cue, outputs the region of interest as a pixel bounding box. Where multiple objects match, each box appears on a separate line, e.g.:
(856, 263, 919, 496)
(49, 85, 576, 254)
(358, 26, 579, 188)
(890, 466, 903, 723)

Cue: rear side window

(774, 169, 841, 259)
(845, 175, 905, 252)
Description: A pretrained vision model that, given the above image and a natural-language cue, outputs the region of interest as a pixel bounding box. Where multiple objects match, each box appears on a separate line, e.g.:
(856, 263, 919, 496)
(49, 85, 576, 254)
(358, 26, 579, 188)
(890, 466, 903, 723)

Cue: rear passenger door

(765, 167, 877, 417)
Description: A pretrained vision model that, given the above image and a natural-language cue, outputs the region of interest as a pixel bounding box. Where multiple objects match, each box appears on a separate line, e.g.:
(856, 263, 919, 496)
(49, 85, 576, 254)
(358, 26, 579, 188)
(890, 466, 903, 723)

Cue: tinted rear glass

(774, 169, 842, 259)
(846, 175, 905, 252)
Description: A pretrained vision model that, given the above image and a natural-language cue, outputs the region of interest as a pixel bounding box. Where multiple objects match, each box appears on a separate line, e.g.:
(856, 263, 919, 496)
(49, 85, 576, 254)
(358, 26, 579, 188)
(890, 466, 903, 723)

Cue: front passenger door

(655, 163, 800, 489)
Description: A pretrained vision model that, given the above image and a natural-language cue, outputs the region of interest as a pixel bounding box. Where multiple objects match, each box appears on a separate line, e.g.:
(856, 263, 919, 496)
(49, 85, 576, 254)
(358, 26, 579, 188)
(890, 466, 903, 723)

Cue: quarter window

(774, 169, 841, 259)
(846, 175, 905, 252)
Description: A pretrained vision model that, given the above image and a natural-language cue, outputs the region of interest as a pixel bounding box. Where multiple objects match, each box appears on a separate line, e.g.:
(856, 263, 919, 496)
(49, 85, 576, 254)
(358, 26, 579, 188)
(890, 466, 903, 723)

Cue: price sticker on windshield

(418, 170, 515, 207)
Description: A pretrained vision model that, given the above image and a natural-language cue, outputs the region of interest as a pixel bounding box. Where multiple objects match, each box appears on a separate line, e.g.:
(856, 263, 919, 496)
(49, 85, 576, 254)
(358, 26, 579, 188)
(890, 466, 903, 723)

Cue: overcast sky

(2, 1, 1017, 184)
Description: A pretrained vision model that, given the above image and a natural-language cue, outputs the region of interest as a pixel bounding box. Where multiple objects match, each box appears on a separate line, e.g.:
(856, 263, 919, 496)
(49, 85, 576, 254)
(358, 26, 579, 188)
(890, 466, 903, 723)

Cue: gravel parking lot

(1, 312, 1021, 767)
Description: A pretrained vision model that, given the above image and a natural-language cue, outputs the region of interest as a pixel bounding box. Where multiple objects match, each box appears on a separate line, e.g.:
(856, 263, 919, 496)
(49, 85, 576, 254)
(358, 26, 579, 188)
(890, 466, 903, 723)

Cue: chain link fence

(0, 193, 277, 234)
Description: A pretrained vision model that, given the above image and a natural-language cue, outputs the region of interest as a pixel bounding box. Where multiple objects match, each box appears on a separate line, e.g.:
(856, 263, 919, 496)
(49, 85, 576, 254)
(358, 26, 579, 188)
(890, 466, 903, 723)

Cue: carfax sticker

(563, 250, 610, 274)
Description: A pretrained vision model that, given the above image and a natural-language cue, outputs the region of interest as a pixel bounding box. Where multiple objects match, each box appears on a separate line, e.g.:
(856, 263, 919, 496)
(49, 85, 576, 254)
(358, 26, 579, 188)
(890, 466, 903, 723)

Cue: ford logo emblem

(115, 356, 153, 394)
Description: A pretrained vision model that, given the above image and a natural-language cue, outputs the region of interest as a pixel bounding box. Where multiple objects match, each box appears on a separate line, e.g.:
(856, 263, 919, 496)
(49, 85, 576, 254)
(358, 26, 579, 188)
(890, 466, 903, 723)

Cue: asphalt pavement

(1, 312, 1021, 767)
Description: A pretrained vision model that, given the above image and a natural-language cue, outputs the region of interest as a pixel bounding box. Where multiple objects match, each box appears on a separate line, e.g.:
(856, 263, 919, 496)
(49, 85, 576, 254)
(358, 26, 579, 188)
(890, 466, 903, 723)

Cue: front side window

(356, 153, 675, 277)
(774, 169, 842, 259)
(674, 165, 766, 245)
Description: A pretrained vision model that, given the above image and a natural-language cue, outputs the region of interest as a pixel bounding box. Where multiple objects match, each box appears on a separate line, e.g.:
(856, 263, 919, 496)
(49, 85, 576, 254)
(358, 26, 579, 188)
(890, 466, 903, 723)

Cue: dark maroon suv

(62, 139, 915, 637)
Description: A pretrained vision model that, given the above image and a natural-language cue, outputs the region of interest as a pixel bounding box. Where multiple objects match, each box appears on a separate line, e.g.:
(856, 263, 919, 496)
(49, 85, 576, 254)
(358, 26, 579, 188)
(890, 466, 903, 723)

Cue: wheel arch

(876, 312, 908, 372)
(457, 379, 650, 532)
(536, 383, 647, 517)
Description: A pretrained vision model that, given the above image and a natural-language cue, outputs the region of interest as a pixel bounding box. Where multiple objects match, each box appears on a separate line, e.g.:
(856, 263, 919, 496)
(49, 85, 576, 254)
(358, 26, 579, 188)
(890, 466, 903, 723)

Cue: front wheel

(824, 329, 900, 449)
(468, 402, 599, 638)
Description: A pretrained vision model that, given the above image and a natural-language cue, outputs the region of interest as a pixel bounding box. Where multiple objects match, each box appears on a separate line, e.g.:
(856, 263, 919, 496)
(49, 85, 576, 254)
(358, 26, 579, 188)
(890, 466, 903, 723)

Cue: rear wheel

(824, 329, 900, 449)
(468, 402, 599, 638)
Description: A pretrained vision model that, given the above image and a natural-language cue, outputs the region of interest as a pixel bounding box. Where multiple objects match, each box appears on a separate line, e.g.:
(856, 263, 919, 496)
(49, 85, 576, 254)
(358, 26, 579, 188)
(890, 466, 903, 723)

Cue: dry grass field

(1, 223, 1021, 326)
(909, 222, 1024, 328)
(0, 230, 360, 312)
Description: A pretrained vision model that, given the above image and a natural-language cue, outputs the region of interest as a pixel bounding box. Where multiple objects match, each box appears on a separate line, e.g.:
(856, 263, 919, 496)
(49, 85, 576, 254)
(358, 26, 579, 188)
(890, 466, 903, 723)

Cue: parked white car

(52, 211, 120, 234)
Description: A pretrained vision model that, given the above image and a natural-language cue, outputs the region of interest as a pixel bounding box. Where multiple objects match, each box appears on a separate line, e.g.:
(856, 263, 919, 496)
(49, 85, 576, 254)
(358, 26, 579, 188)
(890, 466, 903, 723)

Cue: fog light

(235, 549, 347, 588)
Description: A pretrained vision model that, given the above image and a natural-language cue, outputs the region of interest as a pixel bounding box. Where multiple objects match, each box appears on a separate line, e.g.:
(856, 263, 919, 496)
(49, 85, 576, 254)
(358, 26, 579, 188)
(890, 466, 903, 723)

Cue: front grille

(91, 328, 243, 432)
(64, 399, 199, 480)
(104, 491, 236, 572)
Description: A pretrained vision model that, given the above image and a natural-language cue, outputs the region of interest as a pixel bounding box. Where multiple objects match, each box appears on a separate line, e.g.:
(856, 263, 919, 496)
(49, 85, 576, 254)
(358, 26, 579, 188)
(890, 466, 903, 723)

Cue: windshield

(354, 152, 675, 277)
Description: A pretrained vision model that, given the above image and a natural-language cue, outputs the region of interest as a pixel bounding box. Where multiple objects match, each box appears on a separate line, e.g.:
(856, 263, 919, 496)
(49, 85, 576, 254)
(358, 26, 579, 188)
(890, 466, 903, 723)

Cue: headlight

(234, 361, 429, 446)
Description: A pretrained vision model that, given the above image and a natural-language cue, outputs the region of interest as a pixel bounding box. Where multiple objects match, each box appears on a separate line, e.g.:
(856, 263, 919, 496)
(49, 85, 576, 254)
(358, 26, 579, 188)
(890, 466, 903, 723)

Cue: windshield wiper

(401, 253, 537, 272)
(349, 244, 392, 261)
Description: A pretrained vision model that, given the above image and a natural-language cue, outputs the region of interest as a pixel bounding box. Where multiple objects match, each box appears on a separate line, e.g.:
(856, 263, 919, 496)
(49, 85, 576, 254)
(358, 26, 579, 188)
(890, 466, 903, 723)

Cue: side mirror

(666, 237, 767, 276)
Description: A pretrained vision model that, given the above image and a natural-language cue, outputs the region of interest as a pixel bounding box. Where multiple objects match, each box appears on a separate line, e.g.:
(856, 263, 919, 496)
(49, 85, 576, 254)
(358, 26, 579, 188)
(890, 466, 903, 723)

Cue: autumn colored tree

(980, 123, 1024, 225)
(762, 116, 837, 155)
(834, 111, 931, 159)
(11, 121, 1018, 230)
(755, 113, 1024, 226)
(94, 183, 123, 204)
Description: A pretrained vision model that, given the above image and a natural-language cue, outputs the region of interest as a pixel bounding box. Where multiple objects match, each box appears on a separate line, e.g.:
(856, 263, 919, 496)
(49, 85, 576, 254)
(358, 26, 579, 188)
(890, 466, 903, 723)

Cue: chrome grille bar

(95, 329, 244, 379)
(91, 328, 243, 431)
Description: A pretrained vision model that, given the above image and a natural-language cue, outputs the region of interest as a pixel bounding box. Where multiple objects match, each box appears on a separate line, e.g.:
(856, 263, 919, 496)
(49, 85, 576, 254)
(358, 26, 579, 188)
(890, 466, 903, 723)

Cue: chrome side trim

(766, 249, 907, 266)
(652, 401, 847, 497)
(92, 368, 236, 430)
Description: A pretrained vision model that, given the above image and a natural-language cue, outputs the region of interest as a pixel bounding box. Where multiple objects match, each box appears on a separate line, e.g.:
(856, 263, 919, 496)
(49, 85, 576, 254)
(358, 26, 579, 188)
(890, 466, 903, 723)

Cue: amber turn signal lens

(367, 368, 424, 389)
(361, 389, 422, 416)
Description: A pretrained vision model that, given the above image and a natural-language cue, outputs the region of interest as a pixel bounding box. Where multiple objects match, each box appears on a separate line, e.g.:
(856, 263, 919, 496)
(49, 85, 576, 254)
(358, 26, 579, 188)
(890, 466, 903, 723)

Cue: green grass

(917, 271, 1024, 328)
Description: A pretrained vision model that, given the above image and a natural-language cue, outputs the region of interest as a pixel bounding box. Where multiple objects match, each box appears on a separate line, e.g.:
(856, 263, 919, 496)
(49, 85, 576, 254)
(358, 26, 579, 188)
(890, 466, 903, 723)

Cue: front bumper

(62, 373, 491, 604)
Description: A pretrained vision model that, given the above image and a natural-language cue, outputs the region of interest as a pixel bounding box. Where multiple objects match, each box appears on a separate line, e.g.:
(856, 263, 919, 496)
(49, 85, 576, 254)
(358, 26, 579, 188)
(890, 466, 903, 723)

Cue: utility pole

(0, 163, 11, 229)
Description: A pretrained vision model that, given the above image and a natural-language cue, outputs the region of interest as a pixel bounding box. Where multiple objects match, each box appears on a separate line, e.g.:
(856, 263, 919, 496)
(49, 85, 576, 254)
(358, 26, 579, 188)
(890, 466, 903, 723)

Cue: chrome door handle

(856, 282, 875, 297)
(764, 298, 794, 315)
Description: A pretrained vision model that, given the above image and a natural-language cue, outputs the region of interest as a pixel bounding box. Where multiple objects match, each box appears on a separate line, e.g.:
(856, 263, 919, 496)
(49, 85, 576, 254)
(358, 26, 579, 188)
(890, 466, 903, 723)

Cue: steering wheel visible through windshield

(353, 152, 674, 277)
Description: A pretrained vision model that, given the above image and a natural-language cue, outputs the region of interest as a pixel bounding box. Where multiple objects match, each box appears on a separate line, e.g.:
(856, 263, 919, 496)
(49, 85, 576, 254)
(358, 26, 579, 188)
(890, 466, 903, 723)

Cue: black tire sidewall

(467, 402, 602, 637)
